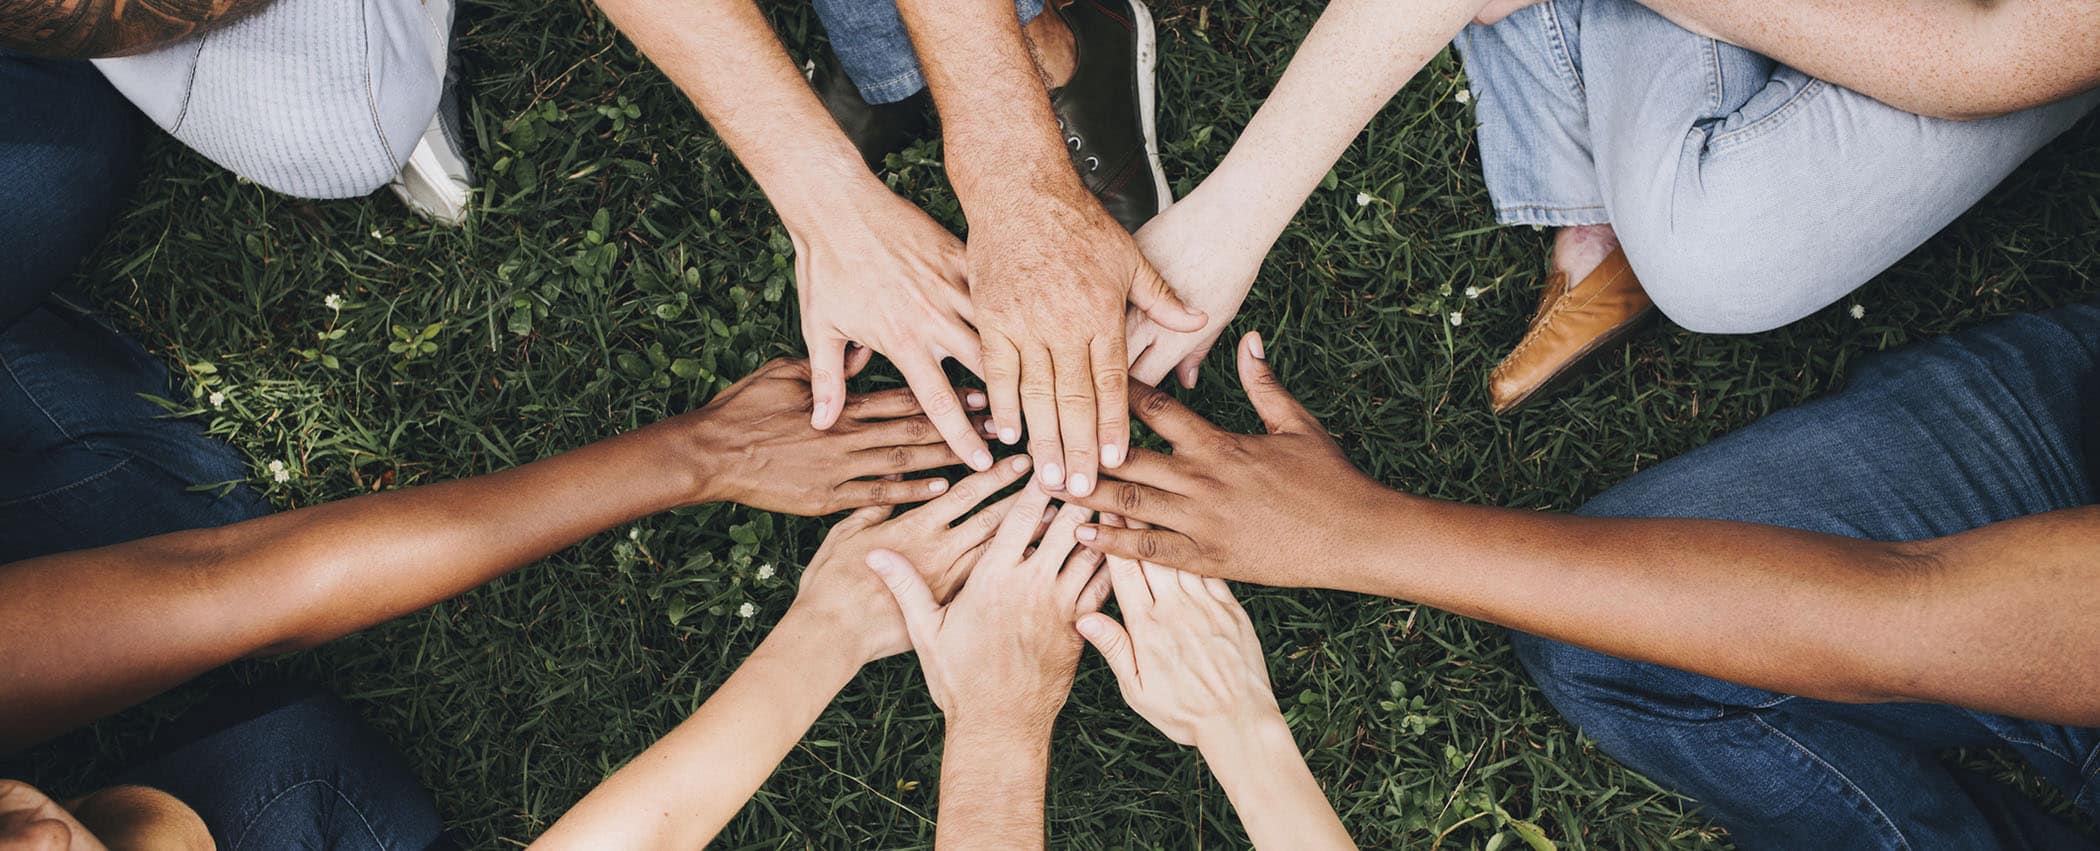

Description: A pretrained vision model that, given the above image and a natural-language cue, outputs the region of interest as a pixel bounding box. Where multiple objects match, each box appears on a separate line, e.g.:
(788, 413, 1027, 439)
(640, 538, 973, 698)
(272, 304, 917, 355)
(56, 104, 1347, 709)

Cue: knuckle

(903, 417, 932, 440)
(1136, 532, 1162, 559)
(1055, 391, 1096, 408)
(868, 481, 889, 503)
(1137, 390, 1175, 418)
(886, 446, 913, 469)
(921, 391, 959, 416)
(1114, 483, 1146, 513)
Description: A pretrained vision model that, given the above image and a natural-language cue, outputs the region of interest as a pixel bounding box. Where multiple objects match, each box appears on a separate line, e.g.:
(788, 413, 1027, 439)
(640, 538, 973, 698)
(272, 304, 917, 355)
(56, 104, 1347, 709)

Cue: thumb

(1076, 613, 1139, 687)
(866, 548, 940, 647)
(1235, 332, 1319, 435)
(808, 331, 850, 429)
(1129, 261, 1207, 333)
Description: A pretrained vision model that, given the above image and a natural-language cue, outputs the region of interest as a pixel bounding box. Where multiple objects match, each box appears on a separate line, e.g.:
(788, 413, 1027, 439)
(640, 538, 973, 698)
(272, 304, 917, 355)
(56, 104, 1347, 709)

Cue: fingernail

(1248, 333, 1266, 360)
(1069, 473, 1092, 496)
(1185, 304, 1205, 317)
(1041, 462, 1065, 486)
(964, 391, 987, 409)
(810, 400, 831, 424)
(999, 427, 1020, 445)
(983, 420, 999, 436)
(1077, 526, 1098, 542)
(1010, 455, 1032, 472)
(970, 450, 993, 471)
(1101, 443, 1123, 467)
(1077, 618, 1104, 638)
(928, 479, 949, 494)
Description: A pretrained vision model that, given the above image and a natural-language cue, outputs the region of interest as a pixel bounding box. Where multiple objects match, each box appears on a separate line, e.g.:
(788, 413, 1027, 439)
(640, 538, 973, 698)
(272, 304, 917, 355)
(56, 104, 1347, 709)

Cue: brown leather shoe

(1488, 247, 1655, 414)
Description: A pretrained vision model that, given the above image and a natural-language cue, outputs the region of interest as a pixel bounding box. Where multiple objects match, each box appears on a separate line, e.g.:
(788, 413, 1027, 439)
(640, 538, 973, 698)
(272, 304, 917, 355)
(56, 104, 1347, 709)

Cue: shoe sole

(1128, 0, 1170, 214)
(1491, 307, 1656, 415)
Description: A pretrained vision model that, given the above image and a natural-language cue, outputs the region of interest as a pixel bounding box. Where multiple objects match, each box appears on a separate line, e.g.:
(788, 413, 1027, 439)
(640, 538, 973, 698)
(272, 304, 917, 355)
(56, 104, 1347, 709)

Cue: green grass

(10, 0, 2100, 847)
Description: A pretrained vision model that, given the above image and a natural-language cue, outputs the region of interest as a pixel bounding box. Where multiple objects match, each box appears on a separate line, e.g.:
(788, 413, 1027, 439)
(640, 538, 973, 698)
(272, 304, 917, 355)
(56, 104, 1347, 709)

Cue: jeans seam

(1707, 77, 1828, 154)
(1539, 1, 1584, 100)
(231, 779, 389, 851)
(358, 0, 404, 177)
(0, 343, 92, 448)
(1748, 711, 1912, 849)
(0, 456, 136, 509)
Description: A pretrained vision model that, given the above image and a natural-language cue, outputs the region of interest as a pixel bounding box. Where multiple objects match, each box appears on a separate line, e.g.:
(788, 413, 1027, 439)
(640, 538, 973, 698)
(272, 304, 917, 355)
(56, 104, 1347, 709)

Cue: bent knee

(1621, 243, 1861, 335)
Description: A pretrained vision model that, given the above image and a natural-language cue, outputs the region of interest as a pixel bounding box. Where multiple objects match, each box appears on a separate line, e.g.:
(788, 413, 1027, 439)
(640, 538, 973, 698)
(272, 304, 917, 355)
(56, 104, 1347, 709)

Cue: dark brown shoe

(1488, 247, 1655, 414)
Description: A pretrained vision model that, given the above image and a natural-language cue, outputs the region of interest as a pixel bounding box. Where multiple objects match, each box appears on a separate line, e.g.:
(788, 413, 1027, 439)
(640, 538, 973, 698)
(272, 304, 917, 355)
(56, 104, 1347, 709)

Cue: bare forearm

(1182, 0, 1485, 248)
(1200, 717, 1354, 850)
(936, 720, 1052, 850)
(533, 612, 865, 849)
(0, 0, 273, 58)
(1328, 494, 2100, 723)
(0, 421, 709, 749)
(592, 0, 877, 230)
(894, 0, 1083, 217)
(1639, 0, 2100, 119)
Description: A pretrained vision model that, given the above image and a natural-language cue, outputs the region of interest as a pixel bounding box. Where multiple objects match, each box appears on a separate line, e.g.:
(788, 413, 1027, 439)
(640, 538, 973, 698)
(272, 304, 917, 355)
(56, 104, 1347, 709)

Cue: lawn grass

(9, 0, 2100, 847)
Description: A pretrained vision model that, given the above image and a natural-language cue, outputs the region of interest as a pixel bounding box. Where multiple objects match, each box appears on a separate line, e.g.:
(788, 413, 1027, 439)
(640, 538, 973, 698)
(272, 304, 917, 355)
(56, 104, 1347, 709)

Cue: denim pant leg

(812, 0, 1046, 104)
(0, 51, 141, 329)
(1512, 303, 2100, 849)
(1453, 2, 1610, 228)
(1569, 0, 2100, 334)
(119, 688, 446, 851)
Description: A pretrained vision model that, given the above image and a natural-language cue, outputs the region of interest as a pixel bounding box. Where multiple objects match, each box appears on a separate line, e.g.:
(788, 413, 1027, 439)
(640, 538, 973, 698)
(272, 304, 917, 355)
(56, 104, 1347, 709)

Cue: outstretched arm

(591, 0, 994, 470)
(0, 0, 275, 58)
(1633, 0, 2100, 120)
(1125, 0, 1489, 386)
(0, 359, 963, 751)
(1071, 333, 2100, 727)
(1078, 554, 1353, 850)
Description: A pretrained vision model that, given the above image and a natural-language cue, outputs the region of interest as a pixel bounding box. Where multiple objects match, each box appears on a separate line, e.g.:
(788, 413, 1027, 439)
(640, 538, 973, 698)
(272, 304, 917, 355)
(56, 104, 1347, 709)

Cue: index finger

(1126, 378, 1217, 447)
(1091, 335, 1130, 470)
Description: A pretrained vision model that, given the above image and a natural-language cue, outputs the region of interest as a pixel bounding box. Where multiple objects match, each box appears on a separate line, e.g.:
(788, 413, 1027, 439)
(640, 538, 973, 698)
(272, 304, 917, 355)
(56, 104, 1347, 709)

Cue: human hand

(1076, 553, 1282, 749)
(1125, 198, 1265, 388)
(1066, 333, 1395, 586)
(0, 780, 98, 851)
(968, 191, 1206, 498)
(865, 484, 1112, 731)
(675, 357, 986, 515)
(787, 455, 1036, 663)
(794, 184, 998, 472)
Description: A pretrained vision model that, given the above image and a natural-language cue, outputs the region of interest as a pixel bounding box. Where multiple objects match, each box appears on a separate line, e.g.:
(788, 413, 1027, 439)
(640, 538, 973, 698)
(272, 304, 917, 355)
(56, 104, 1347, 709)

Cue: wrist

(647, 412, 738, 507)
(763, 607, 871, 682)
(772, 161, 898, 237)
(1318, 484, 1427, 592)
(1194, 710, 1299, 777)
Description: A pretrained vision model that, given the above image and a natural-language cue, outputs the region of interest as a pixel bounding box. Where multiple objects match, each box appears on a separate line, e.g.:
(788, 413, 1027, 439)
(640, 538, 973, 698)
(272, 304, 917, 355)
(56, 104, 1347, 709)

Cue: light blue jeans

(813, 0, 1044, 105)
(1454, 0, 2100, 333)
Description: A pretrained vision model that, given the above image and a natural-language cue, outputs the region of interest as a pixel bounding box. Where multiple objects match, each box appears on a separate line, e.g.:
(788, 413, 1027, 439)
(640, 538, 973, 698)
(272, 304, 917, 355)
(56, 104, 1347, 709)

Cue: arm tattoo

(0, 0, 275, 59)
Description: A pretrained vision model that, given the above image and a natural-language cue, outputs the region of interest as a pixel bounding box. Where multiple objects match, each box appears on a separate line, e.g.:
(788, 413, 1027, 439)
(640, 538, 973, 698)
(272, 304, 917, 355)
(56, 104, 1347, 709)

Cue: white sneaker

(389, 0, 472, 225)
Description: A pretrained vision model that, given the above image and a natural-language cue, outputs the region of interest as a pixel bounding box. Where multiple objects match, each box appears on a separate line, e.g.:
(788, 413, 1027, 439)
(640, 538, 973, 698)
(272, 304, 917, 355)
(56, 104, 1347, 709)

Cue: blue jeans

(0, 52, 269, 562)
(1512, 302, 2100, 849)
(812, 0, 1044, 104)
(118, 687, 447, 851)
(1453, 0, 2100, 333)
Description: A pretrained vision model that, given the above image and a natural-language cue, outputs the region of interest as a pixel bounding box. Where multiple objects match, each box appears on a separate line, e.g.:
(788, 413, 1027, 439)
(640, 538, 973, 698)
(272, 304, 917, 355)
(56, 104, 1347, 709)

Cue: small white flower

(1849, 304, 1866, 320)
(1354, 192, 1373, 207)
(627, 527, 641, 541)
(737, 602, 757, 619)
(1448, 311, 1465, 327)
(268, 459, 290, 483)
(209, 391, 226, 409)
(1455, 88, 1473, 105)
(369, 229, 383, 240)
(756, 563, 776, 581)
(324, 294, 343, 310)
(1463, 286, 1481, 300)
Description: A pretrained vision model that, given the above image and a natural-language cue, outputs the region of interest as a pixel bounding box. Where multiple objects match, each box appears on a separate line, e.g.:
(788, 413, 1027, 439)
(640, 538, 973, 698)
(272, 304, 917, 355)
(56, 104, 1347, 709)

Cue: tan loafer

(1488, 247, 1655, 414)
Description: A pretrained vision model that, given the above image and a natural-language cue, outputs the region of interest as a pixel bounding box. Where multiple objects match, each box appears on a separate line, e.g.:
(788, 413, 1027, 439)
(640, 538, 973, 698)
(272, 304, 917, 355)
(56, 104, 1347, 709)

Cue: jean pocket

(1704, 66, 1828, 156)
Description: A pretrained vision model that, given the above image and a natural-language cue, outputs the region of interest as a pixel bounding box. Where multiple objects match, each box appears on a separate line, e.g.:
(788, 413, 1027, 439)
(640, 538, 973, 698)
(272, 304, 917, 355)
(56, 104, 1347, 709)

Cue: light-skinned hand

(865, 484, 1112, 732)
(1065, 333, 1393, 586)
(968, 194, 1206, 500)
(1077, 553, 1282, 749)
(788, 456, 1035, 663)
(795, 185, 998, 472)
(1124, 198, 1265, 389)
(680, 357, 987, 515)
